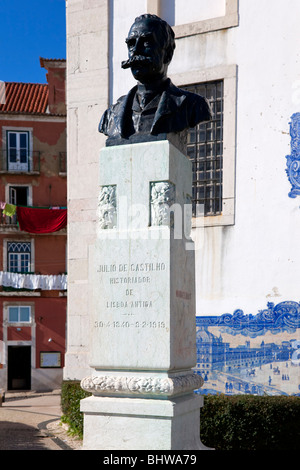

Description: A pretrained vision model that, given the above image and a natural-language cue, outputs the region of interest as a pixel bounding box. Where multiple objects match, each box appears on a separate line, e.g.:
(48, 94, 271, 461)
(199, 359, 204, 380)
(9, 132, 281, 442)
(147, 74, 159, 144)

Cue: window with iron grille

(7, 242, 31, 273)
(183, 80, 224, 216)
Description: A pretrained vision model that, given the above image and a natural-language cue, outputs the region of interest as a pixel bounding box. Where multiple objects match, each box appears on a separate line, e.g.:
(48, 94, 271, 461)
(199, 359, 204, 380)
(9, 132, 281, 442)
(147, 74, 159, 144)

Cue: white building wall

(66, 0, 300, 380)
(65, 0, 109, 379)
(170, 0, 300, 316)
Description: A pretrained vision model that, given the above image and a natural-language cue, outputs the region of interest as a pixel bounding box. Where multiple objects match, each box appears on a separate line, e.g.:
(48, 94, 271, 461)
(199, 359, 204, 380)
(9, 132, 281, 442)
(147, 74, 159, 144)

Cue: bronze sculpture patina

(99, 14, 212, 149)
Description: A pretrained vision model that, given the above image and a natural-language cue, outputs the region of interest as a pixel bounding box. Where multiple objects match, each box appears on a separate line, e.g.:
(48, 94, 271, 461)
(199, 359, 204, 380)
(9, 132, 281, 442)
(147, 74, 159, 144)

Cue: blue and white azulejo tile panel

(286, 112, 300, 198)
(195, 301, 300, 396)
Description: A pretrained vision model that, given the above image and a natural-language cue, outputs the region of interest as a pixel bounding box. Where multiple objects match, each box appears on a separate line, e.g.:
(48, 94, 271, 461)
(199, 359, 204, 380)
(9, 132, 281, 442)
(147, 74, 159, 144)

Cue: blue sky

(1, 0, 66, 83)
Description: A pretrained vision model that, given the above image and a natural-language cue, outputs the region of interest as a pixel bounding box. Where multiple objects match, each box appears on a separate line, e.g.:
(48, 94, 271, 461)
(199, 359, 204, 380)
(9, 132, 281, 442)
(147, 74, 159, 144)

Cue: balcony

(0, 205, 68, 233)
(0, 150, 40, 173)
(0, 211, 18, 230)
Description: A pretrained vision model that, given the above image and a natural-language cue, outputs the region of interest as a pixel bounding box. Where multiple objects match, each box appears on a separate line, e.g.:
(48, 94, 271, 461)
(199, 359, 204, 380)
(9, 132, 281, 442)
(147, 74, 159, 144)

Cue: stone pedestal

(81, 394, 204, 450)
(80, 141, 205, 450)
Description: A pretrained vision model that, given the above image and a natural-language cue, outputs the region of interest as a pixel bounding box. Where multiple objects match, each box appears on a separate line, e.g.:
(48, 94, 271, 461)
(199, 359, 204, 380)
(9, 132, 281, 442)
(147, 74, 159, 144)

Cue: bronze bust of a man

(99, 14, 211, 149)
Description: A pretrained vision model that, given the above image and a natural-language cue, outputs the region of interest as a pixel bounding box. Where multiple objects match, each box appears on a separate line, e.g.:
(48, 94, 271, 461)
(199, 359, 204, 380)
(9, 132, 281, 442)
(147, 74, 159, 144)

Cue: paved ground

(0, 389, 82, 450)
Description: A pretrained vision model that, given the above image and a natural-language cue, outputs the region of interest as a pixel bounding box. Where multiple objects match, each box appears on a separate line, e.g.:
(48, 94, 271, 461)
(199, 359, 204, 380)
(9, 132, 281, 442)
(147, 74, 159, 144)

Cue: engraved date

(94, 320, 166, 329)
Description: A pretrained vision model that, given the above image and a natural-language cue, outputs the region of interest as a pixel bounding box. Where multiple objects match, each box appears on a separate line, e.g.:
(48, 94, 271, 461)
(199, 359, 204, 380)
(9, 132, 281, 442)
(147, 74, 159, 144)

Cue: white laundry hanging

(0, 271, 67, 290)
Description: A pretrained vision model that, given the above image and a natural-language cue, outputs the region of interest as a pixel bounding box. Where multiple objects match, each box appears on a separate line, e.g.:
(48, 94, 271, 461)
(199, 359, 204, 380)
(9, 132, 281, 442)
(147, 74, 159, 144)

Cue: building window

(2, 185, 31, 225)
(6, 131, 30, 171)
(8, 305, 31, 323)
(7, 242, 31, 273)
(171, 64, 236, 226)
(9, 186, 29, 207)
(182, 80, 224, 216)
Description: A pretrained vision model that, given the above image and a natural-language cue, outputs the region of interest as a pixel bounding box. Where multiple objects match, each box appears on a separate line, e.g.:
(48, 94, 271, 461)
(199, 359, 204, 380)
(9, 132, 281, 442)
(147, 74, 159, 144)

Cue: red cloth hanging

(16, 207, 67, 233)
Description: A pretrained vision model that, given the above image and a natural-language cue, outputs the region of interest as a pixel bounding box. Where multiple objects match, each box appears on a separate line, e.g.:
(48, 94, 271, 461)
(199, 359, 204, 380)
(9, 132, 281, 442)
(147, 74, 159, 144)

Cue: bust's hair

(133, 14, 176, 64)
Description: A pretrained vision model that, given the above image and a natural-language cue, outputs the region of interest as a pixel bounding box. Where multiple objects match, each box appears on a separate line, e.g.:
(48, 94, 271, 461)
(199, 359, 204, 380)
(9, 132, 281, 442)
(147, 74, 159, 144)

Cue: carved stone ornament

(98, 185, 117, 229)
(80, 372, 203, 397)
(286, 112, 300, 198)
(150, 181, 175, 226)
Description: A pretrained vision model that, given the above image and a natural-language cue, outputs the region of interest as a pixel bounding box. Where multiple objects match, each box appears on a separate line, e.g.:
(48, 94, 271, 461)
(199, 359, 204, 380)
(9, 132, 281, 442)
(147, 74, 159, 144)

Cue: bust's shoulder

(99, 94, 127, 130)
(168, 81, 207, 104)
(106, 94, 127, 113)
(168, 81, 212, 121)
(105, 86, 138, 114)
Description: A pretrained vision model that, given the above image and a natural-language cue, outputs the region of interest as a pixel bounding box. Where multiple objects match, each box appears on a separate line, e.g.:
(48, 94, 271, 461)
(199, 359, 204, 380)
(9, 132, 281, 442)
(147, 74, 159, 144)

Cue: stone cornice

(81, 372, 203, 398)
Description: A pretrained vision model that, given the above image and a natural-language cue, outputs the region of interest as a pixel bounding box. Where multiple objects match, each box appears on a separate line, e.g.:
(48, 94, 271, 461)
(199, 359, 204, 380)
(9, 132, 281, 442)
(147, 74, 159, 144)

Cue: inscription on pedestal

(91, 238, 177, 369)
(94, 260, 168, 331)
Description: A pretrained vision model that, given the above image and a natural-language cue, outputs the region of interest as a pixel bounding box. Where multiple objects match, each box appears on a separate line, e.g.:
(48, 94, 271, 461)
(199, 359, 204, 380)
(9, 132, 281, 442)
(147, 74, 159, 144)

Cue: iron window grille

(7, 242, 31, 273)
(182, 80, 224, 216)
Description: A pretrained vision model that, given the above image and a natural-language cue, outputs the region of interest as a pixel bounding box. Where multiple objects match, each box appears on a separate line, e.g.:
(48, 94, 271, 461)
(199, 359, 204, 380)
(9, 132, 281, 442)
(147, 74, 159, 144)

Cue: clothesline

(0, 202, 67, 233)
(0, 271, 67, 291)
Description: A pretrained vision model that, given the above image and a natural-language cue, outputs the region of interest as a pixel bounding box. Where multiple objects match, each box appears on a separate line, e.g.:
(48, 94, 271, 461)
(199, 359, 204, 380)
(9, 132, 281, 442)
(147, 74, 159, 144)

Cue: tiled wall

(195, 301, 300, 396)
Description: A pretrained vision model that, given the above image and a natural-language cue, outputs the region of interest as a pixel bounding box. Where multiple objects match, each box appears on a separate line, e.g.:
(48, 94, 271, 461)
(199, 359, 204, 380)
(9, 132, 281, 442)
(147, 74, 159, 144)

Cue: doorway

(7, 346, 31, 390)
(7, 185, 29, 225)
(9, 186, 29, 206)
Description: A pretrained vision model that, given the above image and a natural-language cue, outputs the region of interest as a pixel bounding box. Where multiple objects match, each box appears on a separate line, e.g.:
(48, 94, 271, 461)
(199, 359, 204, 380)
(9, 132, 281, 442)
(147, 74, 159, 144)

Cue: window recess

(182, 80, 224, 217)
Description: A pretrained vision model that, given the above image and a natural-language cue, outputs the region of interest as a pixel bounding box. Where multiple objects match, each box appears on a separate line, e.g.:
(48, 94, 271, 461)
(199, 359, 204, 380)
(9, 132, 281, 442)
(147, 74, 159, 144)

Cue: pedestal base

(80, 393, 207, 450)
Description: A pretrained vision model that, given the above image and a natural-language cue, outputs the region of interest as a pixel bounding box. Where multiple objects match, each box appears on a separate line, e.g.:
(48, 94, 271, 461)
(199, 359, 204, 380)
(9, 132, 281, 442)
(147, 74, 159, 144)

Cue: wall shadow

(0, 420, 53, 450)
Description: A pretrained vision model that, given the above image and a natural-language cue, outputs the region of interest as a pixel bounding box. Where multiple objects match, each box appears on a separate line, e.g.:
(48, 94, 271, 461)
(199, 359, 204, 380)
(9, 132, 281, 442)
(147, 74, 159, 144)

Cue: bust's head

(122, 14, 176, 84)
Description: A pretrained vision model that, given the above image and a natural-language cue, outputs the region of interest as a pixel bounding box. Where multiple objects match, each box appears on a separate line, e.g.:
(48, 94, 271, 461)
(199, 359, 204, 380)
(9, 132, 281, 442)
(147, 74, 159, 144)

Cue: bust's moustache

(121, 55, 152, 69)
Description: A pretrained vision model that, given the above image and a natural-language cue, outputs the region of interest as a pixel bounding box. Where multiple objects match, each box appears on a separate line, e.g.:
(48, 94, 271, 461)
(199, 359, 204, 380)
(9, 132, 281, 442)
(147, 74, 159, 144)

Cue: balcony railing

(0, 211, 18, 228)
(0, 150, 40, 173)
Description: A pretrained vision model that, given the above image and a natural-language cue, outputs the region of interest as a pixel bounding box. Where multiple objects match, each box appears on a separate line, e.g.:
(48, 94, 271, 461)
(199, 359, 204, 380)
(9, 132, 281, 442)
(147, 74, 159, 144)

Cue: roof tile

(0, 82, 49, 114)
